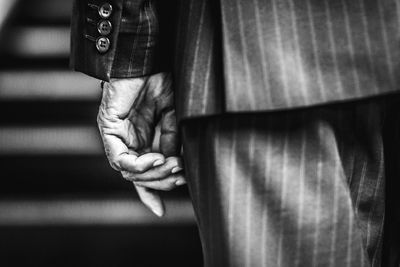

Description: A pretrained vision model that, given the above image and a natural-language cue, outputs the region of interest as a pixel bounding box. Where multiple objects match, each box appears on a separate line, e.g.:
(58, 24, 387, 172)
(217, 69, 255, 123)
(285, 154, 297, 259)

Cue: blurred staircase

(0, 1, 202, 266)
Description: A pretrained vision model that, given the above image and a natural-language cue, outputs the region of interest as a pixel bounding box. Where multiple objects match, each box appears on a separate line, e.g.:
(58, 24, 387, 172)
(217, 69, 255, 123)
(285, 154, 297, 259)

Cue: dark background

(0, 1, 202, 266)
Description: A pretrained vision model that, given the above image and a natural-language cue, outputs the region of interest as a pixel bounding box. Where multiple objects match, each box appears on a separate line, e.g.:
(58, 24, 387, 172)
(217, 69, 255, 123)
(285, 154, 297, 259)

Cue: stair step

(3, 27, 70, 57)
(0, 71, 100, 100)
(0, 155, 190, 197)
(0, 198, 195, 226)
(0, 126, 102, 155)
(17, 0, 73, 22)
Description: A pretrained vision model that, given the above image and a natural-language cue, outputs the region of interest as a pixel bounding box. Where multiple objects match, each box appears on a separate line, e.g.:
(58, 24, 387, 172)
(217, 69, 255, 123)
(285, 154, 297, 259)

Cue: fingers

(119, 152, 165, 173)
(101, 131, 165, 172)
(98, 77, 156, 171)
(134, 184, 165, 217)
(122, 156, 183, 181)
(149, 73, 179, 157)
(99, 131, 130, 171)
(159, 109, 179, 157)
(134, 173, 186, 191)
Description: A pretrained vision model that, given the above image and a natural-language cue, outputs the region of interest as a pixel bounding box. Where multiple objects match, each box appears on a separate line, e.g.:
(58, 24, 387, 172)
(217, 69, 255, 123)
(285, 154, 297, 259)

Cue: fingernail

(175, 179, 186, 186)
(171, 167, 183, 174)
(152, 207, 164, 217)
(153, 159, 164, 167)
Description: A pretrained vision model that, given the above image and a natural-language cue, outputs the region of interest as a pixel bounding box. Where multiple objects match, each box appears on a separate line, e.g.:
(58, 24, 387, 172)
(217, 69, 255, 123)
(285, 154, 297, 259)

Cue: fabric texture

(217, 0, 400, 113)
(181, 97, 395, 266)
(69, 1, 400, 265)
(71, 0, 400, 120)
(70, 0, 164, 80)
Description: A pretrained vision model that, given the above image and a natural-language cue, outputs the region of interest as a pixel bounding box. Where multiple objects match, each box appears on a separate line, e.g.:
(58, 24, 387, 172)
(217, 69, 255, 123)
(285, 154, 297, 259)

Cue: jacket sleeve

(70, 0, 170, 81)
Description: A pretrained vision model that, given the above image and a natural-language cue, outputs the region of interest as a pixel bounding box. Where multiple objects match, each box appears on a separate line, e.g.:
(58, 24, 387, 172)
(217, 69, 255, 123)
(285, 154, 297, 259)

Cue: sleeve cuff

(70, 0, 162, 81)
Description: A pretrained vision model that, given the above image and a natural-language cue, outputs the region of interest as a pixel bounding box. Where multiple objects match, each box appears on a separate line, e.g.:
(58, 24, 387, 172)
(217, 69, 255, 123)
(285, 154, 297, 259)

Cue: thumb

(134, 184, 165, 217)
(159, 108, 180, 157)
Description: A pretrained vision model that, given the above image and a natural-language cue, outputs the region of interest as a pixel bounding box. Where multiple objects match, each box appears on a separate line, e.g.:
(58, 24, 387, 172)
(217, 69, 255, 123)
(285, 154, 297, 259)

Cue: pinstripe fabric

(172, 0, 224, 119)
(182, 98, 390, 266)
(69, 1, 400, 265)
(221, 0, 399, 112)
(72, 0, 400, 119)
(172, 0, 400, 119)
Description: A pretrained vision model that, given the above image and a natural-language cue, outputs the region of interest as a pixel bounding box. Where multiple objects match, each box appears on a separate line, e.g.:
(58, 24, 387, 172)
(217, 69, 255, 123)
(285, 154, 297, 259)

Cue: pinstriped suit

(71, 0, 400, 116)
(173, 0, 400, 119)
(182, 98, 398, 266)
(71, 0, 400, 266)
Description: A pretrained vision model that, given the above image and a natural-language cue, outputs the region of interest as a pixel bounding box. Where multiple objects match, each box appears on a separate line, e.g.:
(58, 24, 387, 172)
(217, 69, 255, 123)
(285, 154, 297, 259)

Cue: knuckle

(134, 165, 145, 173)
(108, 156, 121, 171)
(110, 161, 120, 171)
(106, 153, 119, 169)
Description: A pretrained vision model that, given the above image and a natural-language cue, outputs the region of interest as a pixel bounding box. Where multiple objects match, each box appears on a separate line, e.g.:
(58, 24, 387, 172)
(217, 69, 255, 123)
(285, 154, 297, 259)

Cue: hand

(97, 73, 185, 216)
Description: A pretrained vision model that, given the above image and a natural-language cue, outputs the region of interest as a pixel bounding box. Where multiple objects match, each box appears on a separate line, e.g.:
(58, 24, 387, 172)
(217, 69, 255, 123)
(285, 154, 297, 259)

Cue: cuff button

(96, 37, 110, 53)
(98, 20, 112, 35)
(99, 3, 113, 19)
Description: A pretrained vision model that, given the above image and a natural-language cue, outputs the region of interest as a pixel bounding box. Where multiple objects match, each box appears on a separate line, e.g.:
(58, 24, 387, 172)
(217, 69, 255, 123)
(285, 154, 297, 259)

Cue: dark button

(97, 20, 112, 35)
(99, 3, 113, 19)
(96, 37, 110, 53)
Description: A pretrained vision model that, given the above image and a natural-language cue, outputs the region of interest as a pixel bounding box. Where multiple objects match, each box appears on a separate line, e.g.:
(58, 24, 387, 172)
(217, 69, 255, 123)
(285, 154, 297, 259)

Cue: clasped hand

(97, 73, 185, 216)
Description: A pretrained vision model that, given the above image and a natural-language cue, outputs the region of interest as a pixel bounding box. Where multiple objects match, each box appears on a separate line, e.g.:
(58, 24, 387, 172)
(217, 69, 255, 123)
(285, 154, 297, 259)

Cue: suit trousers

(181, 96, 399, 267)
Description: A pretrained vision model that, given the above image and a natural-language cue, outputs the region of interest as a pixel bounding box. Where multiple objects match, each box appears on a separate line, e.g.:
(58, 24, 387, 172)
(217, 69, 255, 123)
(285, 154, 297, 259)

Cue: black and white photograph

(0, 0, 399, 266)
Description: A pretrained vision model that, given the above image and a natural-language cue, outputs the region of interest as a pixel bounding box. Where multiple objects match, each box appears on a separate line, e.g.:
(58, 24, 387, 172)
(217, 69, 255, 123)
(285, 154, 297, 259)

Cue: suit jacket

(71, 0, 400, 121)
